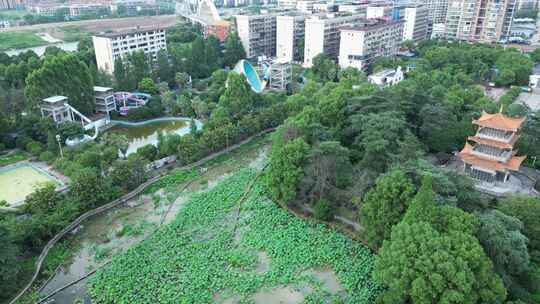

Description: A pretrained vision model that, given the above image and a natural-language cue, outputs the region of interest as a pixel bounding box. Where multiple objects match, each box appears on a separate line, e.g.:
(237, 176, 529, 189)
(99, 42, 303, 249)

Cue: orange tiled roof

(472, 111, 526, 131)
(467, 135, 519, 149)
(459, 143, 526, 172)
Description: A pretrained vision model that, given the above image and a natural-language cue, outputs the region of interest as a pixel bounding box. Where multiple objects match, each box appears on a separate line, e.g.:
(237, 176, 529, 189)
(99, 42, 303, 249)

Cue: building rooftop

(43, 96, 68, 103)
(93, 26, 164, 39)
(459, 143, 526, 172)
(467, 135, 519, 150)
(93, 86, 113, 93)
(340, 19, 404, 32)
(472, 111, 526, 132)
(370, 68, 398, 78)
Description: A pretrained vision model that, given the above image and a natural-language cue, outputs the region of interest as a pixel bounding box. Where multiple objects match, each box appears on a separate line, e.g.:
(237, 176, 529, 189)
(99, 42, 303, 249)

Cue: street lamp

(56, 134, 64, 159)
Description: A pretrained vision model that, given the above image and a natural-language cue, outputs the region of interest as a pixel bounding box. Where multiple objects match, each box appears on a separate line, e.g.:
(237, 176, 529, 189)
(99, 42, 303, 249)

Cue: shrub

(39, 151, 55, 162)
(137, 144, 158, 161)
(26, 141, 43, 156)
(314, 199, 334, 221)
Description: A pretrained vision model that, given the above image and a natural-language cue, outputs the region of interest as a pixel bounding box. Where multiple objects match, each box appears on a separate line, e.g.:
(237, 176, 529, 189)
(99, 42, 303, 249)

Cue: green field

(90, 170, 380, 303)
(0, 165, 58, 205)
(0, 10, 28, 21)
(0, 31, 46, 51)
(0, 151, 28, 166)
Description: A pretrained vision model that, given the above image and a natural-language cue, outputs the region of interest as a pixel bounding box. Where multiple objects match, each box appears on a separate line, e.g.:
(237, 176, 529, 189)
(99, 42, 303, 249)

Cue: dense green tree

(311, 53, 339, 82)
(419, 103, 461, 152)
(223, 31, 246, 67)
(25, 53, 95, 114)
(0, 225, 21, 301)
(175, 72, 191, 89)
(219, 73, 255, 119)
(110, 156, 148, 191)
(155, 49, 172, 84)
(137, 144, 158, 161)
(138, 77, 159, 94)
(360, 169, 416, 249)
(499, 195, 540, 263)
(266, 137, 310, 203)
(375, 220, 507, 304)
(70, 168, 120, 209)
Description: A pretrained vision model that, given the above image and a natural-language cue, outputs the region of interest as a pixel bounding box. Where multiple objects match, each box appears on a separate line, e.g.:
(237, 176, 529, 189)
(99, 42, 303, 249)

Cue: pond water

(5, 41, 79, 57)
(0, 163, 61, 206)
(107, 120, 191, 156)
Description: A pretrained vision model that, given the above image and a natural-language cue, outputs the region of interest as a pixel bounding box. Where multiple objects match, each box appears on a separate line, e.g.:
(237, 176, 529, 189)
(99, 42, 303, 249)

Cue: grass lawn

(0, 151, 28, 166)
(0, 32, 47, 51)
(90, 170, 380, 303)
(60, 26, 90, 42)
(0, 10, 29, 21)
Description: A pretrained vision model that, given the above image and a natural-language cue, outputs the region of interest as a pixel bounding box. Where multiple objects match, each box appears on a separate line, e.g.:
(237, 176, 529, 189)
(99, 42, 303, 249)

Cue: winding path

(9, 129, 274, 304)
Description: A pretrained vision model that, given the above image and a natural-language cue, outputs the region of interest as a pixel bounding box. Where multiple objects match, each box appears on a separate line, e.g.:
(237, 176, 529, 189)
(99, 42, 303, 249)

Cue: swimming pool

(0, 163, 64, 206)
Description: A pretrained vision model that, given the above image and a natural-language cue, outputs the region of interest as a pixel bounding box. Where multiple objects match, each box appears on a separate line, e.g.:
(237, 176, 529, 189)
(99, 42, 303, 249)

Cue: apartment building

(276, 15, 306, 62)
(92, 27, 167, 74)
(294, 0, 311, 12)
(338, 19, 404, 71)
(516, 0, 538, 11)
(303, 13, 364, 67)
(0, 0, 23, 9)
(27, 0, 113, 17)
(235, 14, 277, 59)
(366, 5, 393, 18)
(401, 6, 429, 41)
(338, 3, 368, 15)
(446, 0, 516, 43)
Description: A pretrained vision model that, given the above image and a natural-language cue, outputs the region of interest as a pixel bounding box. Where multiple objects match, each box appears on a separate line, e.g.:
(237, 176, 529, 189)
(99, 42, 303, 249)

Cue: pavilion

(459, 111, 526, 184)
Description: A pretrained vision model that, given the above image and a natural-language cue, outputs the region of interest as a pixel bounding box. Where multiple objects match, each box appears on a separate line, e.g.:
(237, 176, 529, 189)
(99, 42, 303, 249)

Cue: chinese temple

(459, 111, 526, 183)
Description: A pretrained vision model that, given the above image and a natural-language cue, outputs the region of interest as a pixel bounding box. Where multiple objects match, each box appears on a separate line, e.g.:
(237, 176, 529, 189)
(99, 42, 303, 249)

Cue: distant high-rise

(0, 0, 24, 10)
(235, 14, 277, 59)
(446, 0, 516, 43)
(276, 15, 305, 62)
(400, 6, 429, 42)
(303, 14, 364, 67)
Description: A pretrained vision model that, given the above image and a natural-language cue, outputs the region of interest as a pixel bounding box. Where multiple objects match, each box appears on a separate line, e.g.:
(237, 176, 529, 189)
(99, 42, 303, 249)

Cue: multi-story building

(94, 86, 117, 116)
(459, 111, 526, 184)
(303, 13, 364, 67)
(296, 0, 314, 12)
(92, 27, 167, 74)
(366, 5, 393, 19)
(424, 0, 448, 24)
(338, 19, 404, 70)
(446, 0, 516, 43)
(338, 3, 368, 15)
(0, 20, 10, 28)
(276, 15, 305, 62)
(0, 0, 23, 10)
(277, 0, 297, 8)
(401, 5, 428, 41)
(235, 14, 277, 59)
(27, 1, 113, 17)
(515, 0, 538, 11)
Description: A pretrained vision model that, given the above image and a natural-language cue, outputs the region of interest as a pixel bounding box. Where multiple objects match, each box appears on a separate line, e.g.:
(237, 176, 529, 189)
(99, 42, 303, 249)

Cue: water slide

(233, 60, 268, 93)
(64, 103, 99, 141)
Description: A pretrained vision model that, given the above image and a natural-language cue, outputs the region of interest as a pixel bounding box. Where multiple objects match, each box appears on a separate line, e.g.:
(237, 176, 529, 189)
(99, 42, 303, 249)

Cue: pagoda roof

(459, 143, 526, 172)
(472, 111, 526, 132)
(467, 135, 520, 149)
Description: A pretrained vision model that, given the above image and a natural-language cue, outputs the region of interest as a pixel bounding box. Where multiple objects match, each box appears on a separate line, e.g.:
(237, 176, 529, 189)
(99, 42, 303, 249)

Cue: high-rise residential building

(235, 14, 277, 59)
(515, 0, 538, 11)
(338, 19, 404, 70)
(277, 0, 297, 8)
(401, 6, 429, 41)
(0, 0, 24, 9)
(366, 5, 393, 19)
(276, 15, 306, 62)
(296, 0, 314, 13)
(303, 13, 364, 67)
(92, 27, 167, 74)
(424, 0, 449, 23)
(446, 0, 516, 43)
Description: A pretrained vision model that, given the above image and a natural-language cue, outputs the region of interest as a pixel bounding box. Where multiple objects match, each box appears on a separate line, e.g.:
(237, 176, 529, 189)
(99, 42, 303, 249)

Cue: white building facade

(276, 15, 306, 62)
(338, 20, 404, 71)
(235, 14, 277, 59)
(402, 6, 429, 41)
(303, 14, 364, 67)
(92, 27, 167, 74)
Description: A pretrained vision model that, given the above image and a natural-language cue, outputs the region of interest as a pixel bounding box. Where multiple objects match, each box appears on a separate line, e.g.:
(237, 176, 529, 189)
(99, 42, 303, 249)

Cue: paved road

(0, 15, 179, 33)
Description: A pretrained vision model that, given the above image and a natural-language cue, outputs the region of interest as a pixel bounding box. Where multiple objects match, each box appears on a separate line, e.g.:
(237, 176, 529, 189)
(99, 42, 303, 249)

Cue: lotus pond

(89, 170, 380, 303)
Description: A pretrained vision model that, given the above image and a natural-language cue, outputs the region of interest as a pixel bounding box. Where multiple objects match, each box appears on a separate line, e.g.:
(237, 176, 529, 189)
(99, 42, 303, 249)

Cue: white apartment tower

(276, 15, 306, 62)
(338, 20, 404, 71)
(303, 14, 364, 67)
(446, 0, 516, 43)
(366, 5, 393, 19)
(92, 27, 167, 74)
(402, 6, 429, 41)
(235, 14, 277, 59)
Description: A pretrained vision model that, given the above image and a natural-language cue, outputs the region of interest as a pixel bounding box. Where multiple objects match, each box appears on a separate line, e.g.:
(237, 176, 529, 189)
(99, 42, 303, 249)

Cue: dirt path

(0, 15, 179, 33)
